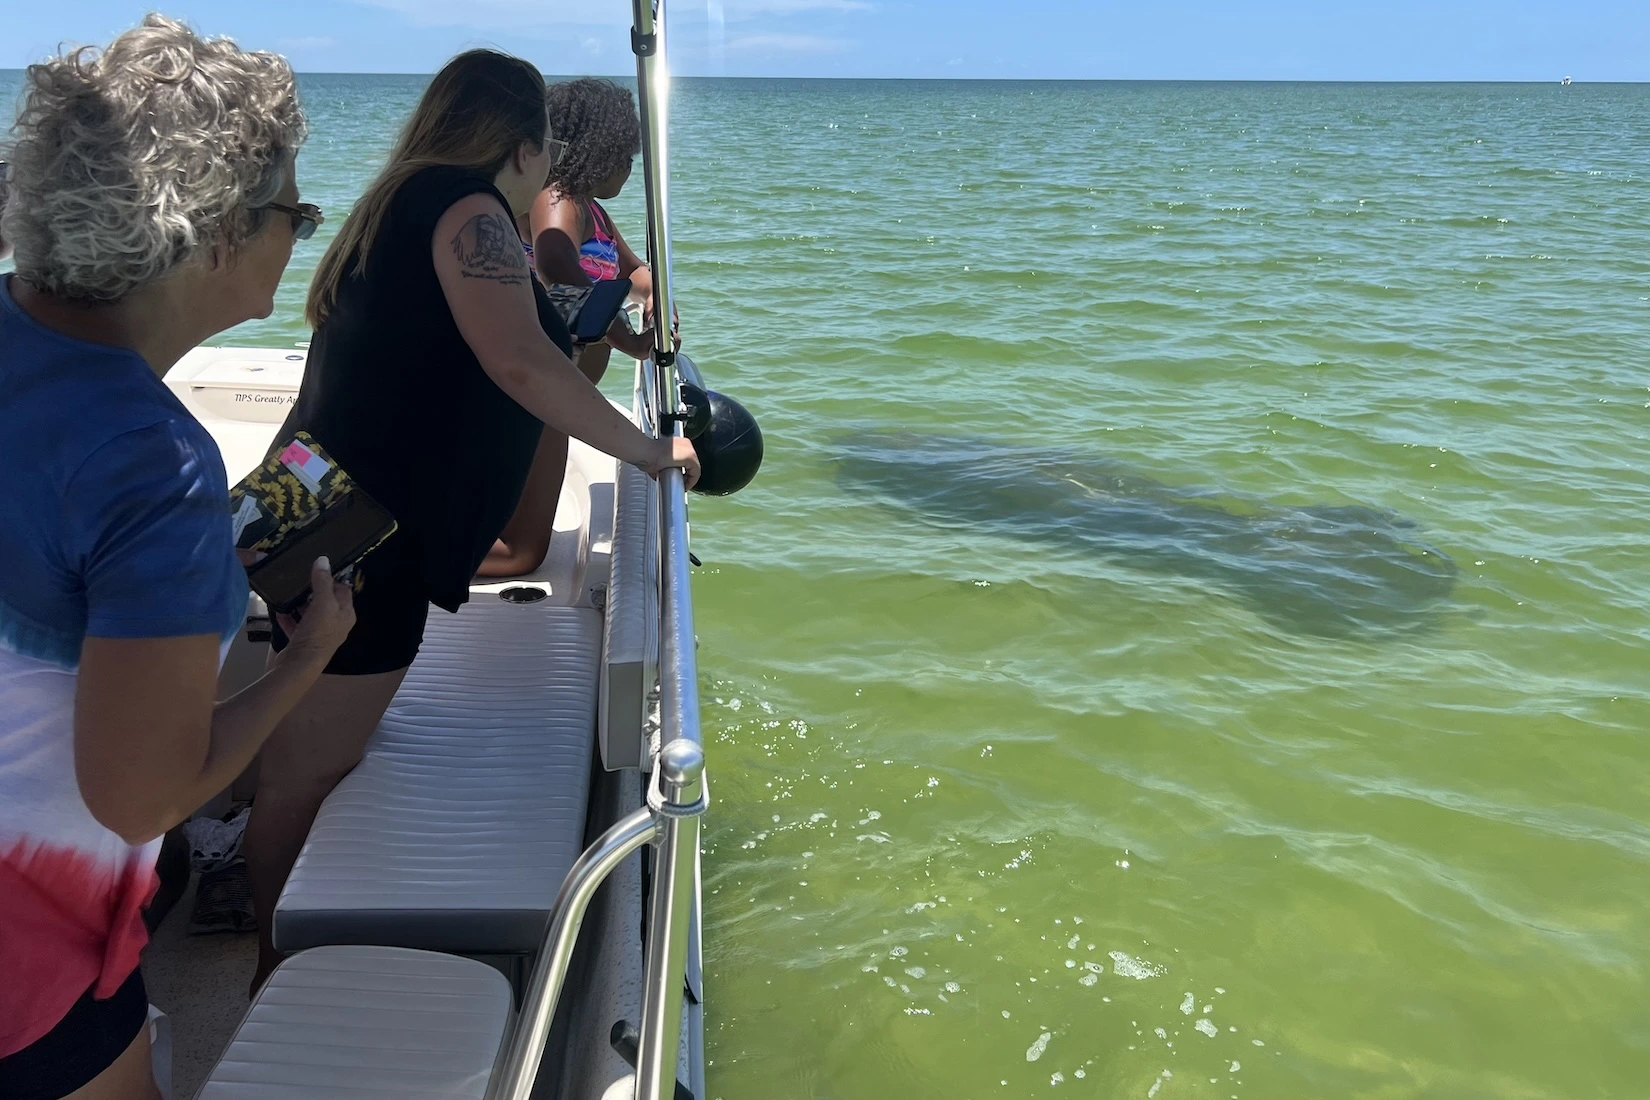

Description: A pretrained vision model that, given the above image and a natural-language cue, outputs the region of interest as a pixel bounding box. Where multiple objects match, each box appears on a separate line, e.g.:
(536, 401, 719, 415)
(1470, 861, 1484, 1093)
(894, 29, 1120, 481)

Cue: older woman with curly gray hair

(0, 16, 354, 1099)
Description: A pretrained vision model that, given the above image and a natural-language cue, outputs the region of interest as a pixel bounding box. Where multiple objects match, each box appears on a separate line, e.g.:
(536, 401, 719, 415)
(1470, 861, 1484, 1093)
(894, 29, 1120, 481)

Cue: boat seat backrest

(599, 460, 659, 771)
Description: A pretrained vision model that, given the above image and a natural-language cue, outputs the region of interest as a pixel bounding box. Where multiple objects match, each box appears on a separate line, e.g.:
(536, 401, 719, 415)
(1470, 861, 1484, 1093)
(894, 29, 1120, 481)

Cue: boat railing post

(633, 739, 704, 1100)
(485, 808, 661, 1100)
(631, 0, 674, 372)
(634, 409, 705, 1100)
(629, 1, 708, 1095)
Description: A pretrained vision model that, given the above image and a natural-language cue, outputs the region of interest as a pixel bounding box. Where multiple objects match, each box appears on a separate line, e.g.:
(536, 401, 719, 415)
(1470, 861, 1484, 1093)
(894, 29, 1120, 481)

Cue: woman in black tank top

(243, 49, 700, 990)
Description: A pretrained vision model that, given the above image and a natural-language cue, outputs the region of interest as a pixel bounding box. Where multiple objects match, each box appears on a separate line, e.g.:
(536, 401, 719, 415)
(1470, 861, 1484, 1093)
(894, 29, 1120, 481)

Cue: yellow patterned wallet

(228, 433, 398, 613)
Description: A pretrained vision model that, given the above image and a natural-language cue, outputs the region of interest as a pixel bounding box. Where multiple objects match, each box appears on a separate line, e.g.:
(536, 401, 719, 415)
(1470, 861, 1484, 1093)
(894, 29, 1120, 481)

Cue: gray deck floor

(141, 875, 255, 1100)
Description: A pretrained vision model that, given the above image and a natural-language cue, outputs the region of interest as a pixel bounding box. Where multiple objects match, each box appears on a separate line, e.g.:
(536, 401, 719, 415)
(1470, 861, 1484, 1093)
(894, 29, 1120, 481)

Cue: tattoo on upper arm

(451, 213, 529, 286)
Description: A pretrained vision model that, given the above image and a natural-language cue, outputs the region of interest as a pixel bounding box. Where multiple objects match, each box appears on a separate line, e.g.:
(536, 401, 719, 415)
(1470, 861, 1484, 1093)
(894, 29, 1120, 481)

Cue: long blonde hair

(306, 49, 546, 326)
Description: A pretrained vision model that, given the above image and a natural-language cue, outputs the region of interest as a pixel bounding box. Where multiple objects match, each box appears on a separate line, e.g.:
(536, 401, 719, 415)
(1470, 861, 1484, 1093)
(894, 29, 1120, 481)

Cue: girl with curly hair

(525, 77, 677, 372)
(482, 77, 674, 577)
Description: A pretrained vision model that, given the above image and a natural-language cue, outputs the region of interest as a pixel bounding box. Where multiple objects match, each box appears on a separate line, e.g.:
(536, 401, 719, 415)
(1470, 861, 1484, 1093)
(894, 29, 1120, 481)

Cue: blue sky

(5, 1, 1648, 80)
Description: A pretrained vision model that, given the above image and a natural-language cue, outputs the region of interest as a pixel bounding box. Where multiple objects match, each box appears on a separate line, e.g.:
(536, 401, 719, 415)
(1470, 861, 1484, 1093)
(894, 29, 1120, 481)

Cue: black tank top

(278, 166, 573, 612)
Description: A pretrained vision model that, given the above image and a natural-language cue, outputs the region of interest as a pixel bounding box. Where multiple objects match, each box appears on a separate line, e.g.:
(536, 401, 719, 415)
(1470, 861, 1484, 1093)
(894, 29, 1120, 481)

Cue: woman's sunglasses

(259, 201, 324, 241)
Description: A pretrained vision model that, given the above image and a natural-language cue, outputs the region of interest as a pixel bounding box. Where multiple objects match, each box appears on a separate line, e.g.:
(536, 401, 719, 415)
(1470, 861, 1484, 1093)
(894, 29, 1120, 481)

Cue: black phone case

(245, 491, 397, 614)
(542, 277, 634, 344)
(573, 277, 634, 342)
(229, 433, 398, 614)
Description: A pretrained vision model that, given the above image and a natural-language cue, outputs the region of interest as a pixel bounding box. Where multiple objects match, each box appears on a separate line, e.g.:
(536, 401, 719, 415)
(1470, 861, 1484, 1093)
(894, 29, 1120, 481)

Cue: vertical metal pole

(632, 0, 676, 378)
(486, 810, 661, 1100)
(633, 739, 704, 1100)
(630, 4, 707, 1096)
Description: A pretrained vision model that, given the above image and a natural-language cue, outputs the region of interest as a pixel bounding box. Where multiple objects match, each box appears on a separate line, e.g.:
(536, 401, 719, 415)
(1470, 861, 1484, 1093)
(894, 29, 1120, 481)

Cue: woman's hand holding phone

(273, 557, 357, 668)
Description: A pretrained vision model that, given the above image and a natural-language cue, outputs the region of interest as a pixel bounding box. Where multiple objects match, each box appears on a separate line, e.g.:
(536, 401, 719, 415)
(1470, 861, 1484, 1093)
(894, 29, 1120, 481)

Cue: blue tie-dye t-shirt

(0, 274, 247, 1056)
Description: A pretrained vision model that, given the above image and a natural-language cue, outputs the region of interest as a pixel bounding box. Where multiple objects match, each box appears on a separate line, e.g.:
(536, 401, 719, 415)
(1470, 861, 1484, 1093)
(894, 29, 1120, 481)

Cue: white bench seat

(274, 597, 603, 956)
(196, 945, 512, 1099)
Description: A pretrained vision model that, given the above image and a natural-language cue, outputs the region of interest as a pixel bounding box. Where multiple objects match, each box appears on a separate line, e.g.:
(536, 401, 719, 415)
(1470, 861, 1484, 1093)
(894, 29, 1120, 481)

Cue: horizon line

(0, 69, 1639, 84)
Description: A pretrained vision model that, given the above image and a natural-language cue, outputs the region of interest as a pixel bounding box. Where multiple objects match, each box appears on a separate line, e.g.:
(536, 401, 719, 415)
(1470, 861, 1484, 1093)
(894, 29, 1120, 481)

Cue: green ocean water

(7, 74, 1650, 1098)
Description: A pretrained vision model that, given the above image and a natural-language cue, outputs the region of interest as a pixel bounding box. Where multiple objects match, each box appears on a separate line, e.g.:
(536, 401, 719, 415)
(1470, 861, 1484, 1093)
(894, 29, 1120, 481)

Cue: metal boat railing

(486, 2, 705, 1098)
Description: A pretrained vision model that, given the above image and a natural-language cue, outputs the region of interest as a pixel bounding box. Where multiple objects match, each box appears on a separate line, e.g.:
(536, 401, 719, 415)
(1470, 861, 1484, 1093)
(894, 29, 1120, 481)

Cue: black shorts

(271, 534, 430, 675)
(0, 968, 148, 1100)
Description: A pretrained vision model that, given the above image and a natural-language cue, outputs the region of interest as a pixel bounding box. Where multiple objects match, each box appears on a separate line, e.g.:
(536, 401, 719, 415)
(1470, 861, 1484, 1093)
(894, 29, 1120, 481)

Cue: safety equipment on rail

(675, 381, 764, 496)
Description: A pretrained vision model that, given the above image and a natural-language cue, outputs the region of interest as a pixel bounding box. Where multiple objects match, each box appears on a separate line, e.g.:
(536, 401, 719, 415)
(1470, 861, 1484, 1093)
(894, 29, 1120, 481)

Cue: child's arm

(608, 221, 678, 347)
(610, 216, 647, 280)
(527, 189, 594, 286)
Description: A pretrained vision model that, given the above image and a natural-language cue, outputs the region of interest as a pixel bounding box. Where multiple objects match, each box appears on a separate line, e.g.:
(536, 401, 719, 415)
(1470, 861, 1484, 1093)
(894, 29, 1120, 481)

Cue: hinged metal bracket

(647, 761, 708, 820)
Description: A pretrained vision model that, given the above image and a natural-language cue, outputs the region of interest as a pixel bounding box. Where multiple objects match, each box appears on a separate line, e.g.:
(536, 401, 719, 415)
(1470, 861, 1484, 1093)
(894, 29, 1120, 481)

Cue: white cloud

(725, 33, 847, 52)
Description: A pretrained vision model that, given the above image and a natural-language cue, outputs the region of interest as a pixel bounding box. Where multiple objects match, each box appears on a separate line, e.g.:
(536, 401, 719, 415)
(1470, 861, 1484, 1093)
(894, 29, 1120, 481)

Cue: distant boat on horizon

(1561, 75, 1573, 86)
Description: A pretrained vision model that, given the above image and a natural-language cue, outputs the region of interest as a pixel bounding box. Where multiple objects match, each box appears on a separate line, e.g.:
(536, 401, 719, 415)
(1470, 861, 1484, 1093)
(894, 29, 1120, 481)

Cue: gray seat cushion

(275, 598, 602, 955)
(196, 945, 511, 1099)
